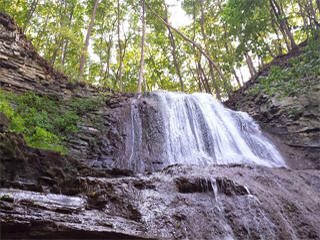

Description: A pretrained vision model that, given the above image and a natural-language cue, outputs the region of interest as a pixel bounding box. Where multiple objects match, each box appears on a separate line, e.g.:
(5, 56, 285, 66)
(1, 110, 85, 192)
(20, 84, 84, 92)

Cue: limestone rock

(1, 164, 320, 240)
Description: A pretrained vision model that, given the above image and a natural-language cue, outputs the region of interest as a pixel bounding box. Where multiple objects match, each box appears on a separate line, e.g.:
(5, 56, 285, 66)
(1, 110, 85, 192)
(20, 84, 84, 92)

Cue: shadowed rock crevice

(175, 176, 249, 196)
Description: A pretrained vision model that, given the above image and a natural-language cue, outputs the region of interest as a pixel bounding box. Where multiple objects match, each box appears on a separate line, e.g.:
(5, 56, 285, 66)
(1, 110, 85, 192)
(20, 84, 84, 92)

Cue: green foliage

(1, 0, 319, 96)
(0, 92, 25, 133)
(246, 30, 320, 97)
(68, 97, 102, 114)
(25, 127, 65, 153)
(0, 90, 102, 153)
(13, 92, 79, 137)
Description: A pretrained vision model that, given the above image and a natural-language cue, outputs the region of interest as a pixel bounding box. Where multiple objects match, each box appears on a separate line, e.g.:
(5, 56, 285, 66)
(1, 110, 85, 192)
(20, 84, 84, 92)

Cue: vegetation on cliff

(246, 31, 320, 97)
(0, 90, 102, 153)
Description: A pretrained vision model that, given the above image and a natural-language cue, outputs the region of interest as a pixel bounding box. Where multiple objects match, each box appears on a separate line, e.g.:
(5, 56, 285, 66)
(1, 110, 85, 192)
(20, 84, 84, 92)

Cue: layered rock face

(1, 120, 320, 239)
(1, 128, 320, 240)
(1, 118, 320, 239)
(1, 11, 320, 240)
(0, 12, 133, 168)
(226, 53, 320, 170)
(0, 12, 69, 96)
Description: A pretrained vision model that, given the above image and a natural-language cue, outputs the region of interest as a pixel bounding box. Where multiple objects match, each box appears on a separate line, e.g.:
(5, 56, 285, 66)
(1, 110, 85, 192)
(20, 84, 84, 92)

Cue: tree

(1, 0, 315, 96)
(269, 0, 297, 50)
(78, 0, 99, 81)
(117, 0, 123, 91)
(146, 1, 227, 99)
(199, 0, 221, 99)
(137, 0, 146, 93)
(164, 3, 184, 92)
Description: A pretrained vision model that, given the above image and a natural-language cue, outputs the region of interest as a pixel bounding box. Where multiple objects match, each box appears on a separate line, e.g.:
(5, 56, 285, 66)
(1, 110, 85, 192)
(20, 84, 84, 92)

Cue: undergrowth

(246, 29, 320, 97)
(0, 90, 102, 153)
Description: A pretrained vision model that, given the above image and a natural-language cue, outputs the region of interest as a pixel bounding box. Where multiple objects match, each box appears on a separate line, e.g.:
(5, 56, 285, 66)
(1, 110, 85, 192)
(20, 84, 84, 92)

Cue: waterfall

(125, 91, 286, 172)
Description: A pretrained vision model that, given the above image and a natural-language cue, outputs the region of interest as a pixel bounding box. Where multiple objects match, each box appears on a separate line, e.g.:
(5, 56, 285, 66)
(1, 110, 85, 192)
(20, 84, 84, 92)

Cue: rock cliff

(226, 49, 320, 170)
(0, 12, 68, 96)
(1, 12, 320, 240)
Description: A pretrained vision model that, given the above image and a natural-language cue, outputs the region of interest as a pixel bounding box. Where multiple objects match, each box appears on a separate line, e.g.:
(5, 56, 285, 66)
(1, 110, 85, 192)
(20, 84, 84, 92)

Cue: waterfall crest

(125, 91, 285, 172)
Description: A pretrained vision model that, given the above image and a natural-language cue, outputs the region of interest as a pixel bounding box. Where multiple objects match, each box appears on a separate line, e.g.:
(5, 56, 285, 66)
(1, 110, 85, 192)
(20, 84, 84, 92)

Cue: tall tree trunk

(245, 53, 257, 77)
(164, 5, 184, 92)
(23, 0, 39, 33)
(35, 8, 51, 48)
(269, 6, 291, 51)
(143, 75, 148, 91)
(78, 0, 99, 81)
(270, 0, 297, 50)
(306, 0, 320, 27)
(199, 0, 221, 100)
(50, 38, 63, 66)
(296, 0, 309, 28)
(61, 40, 69, 66)
(195, 66, 204, 91)
(51, 2, 66, 66)
(119, 33, 130, 85)
(117, 0, 123, 91)
(270, 9, 284, 55)
(189, 66, 202, 92)
(104, 36, 113, 82)
(103, 19, 116, 86)
(192, 0, 204, 93)
(276, 0, 297, 48)
(61, 4, 74, 66)
(232, 68, 242, 88)
(145, 2, 227, 95)
(137, 0, 146, 93)
(168, 28, 184, 92)
(197, 57, 211, 94)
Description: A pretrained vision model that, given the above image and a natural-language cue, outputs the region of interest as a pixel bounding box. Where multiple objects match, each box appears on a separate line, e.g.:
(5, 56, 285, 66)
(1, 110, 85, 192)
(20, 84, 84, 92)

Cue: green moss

(0, 90, 103, 154)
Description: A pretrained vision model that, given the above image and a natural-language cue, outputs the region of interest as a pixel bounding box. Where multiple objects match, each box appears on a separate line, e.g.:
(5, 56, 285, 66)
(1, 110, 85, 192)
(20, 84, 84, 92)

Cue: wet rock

(216, 177, 250, 196)
(175, 177, 218, 194)
(0, 129, 112, 194)
(1, 165, 320, 240)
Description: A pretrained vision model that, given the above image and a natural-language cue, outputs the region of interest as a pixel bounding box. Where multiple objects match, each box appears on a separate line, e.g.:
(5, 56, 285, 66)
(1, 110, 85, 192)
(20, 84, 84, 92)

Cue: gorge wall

(226, 52, 320, 170)
(1, 12, 320, 240)
(0, 11, 133, 171)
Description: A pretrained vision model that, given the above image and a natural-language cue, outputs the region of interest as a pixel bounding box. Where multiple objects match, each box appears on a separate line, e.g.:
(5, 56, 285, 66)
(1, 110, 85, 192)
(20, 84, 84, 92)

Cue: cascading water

(125, 91, 286, 172)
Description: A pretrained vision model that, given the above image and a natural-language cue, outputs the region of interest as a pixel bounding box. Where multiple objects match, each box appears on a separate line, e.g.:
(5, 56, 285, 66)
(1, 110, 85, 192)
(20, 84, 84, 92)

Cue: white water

(128, 91, 286, 170)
